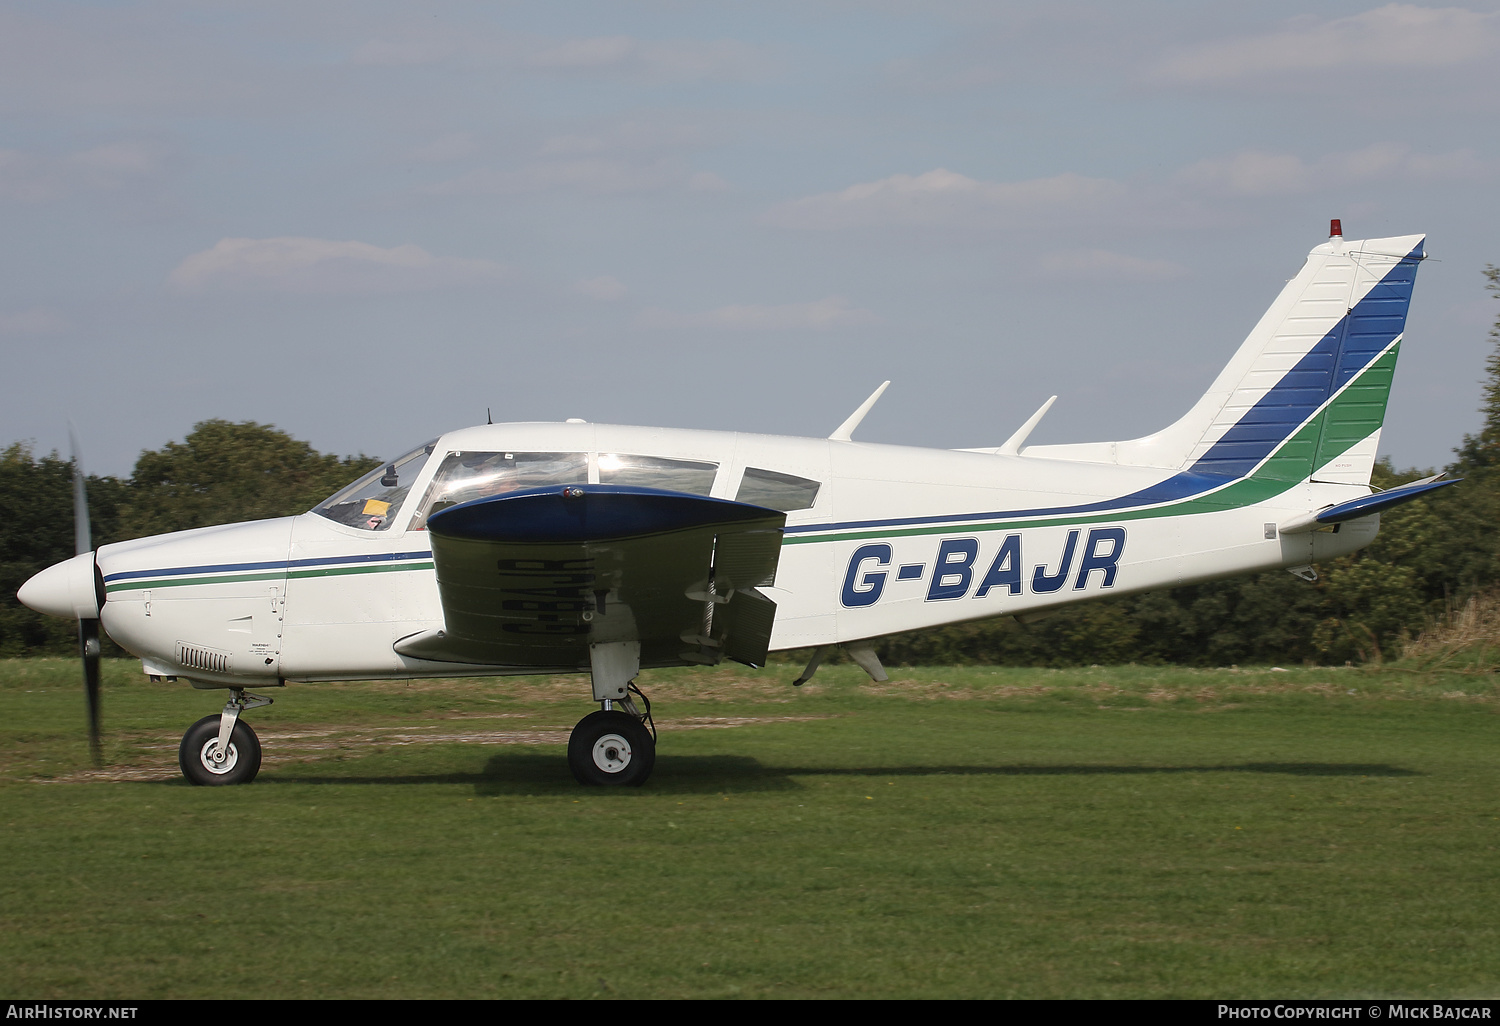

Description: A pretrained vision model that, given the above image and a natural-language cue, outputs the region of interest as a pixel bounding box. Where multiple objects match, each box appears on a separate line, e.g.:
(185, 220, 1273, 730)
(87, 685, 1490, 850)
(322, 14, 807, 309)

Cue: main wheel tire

(178, 714, 262, 786)
(567, 710, 655, 787)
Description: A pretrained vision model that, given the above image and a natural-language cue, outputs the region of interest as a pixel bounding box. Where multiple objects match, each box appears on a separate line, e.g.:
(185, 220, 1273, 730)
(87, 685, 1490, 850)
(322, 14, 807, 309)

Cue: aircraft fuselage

(77, 420, 1372, 688)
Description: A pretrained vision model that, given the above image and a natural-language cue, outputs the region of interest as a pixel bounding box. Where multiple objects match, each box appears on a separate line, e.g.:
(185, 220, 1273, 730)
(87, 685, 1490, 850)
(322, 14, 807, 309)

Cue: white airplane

(19, 223, 1452, 788)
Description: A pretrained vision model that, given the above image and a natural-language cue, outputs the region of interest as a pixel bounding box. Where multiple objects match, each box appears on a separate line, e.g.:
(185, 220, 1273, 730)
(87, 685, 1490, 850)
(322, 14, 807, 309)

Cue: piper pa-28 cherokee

(20, 223, 1454, 788)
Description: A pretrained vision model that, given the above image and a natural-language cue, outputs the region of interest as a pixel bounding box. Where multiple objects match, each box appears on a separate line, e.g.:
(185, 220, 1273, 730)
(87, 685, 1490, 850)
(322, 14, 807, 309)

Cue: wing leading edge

(394, 485, 786, 670)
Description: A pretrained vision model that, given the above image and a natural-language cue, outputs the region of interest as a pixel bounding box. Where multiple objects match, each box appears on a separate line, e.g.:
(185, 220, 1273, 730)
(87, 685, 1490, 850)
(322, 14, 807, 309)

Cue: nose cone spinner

(18, 552, 100, 621)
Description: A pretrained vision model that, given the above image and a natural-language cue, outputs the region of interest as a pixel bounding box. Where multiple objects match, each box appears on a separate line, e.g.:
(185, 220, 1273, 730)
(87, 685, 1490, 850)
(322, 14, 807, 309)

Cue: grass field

(2, 657, 1497, 999)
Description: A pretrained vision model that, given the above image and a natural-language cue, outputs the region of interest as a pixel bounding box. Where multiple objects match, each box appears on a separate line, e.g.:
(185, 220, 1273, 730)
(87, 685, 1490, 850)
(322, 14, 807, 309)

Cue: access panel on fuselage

(96, 518, 293, 685)
(278, 513, 443, 678)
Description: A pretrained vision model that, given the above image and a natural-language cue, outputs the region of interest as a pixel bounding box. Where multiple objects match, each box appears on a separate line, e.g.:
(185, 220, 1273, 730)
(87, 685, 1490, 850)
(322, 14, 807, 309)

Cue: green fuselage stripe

(104, 561, 435, 593)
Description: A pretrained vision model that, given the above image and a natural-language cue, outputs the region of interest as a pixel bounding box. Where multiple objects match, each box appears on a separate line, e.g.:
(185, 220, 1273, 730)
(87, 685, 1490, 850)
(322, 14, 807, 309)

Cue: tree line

(0, 421, 378, 657)
(3, 268, 1497, 665)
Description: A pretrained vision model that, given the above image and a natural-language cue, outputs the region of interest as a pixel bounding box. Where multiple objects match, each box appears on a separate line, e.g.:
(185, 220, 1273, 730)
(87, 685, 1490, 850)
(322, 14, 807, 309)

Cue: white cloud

(423, 120, 718, 196)
(527, 36, 771, 81)
(0, 307, 69, 336)
(351, 37, 462, 67)
(70, 141, 157, 175)
(0, 141, 163, 202)
(636, 296, 878, 331)
(1177, 144, 1488, 197)
(538, 134, 618, 157)
(1036, 249, 1189, 282)
(1151, 4, 1500, 85)
(765, 168, 1126, 230)
(0, 149, 55, 202)
(168, 237, 510, 295)
(0, 8, 270, 115)
(407, 133, 480, 164)
(426, 158, 685, 196)
(1177, 151, 1312, 198)
(538, 121, 705, 157)
(529, 36, 636, 70)
(343, 29, 772, 81)
(576, 276, 628, 301)
(688, 171, 731, 192)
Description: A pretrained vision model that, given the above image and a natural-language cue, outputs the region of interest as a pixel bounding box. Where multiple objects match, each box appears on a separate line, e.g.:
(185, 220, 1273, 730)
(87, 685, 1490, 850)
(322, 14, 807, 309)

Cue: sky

(3, 0, 1499, 479)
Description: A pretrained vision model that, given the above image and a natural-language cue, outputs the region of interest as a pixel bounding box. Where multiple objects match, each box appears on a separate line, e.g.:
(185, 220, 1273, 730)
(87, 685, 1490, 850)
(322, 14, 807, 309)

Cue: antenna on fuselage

(829, 381, 891, 442)
(487, 407, 492, 425)
(997, 395, 1057, 456)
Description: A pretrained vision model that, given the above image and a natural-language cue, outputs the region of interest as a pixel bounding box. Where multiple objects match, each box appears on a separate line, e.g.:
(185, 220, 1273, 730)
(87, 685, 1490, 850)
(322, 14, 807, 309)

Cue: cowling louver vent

(176, 642, 231, 675)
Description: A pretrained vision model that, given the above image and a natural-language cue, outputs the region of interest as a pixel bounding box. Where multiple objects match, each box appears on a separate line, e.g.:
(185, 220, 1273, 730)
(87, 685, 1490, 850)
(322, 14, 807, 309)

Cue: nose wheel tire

(568, 710, 655, 787)
(178, 714, 262, 786)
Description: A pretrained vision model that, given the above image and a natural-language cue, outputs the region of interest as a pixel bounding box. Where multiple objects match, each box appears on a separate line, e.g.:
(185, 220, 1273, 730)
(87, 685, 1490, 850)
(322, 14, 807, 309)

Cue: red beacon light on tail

(1330, 218, 1343, 238)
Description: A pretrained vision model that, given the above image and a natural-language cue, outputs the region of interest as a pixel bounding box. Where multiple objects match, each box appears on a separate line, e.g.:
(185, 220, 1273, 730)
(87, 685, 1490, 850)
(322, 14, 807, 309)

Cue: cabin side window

(407, 451, 589, 530)
(312, 442, 436, 532)
(735, 467, 821, 512)
(597, 454, 717, 495)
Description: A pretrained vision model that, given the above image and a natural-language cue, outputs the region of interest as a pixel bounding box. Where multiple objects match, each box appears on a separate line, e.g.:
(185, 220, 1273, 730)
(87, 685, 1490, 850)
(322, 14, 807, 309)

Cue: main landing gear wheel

(567, 710, 655, 787)
(178, 714, 262, 786)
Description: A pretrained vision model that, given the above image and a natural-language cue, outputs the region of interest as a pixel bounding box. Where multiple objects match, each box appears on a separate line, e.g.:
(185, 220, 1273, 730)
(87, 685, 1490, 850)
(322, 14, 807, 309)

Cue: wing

(394, 484, 786, 670)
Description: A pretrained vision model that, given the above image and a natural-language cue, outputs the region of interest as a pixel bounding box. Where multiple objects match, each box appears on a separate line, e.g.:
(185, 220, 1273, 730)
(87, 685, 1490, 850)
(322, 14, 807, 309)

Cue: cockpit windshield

(312, 441, 436, 531)
(407, 451, 589, 530)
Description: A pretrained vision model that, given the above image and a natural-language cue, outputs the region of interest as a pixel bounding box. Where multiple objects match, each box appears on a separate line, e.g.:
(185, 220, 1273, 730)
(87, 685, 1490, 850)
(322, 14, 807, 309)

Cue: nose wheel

(568, 709, 655, 786)
(179, 714, 262, 786)
(177, 689, 273, 786)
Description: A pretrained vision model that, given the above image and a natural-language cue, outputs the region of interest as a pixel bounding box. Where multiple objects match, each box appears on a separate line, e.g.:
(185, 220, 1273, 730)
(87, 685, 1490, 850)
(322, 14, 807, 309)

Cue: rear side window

(736, 467, 821, 512)
(408, 451, 588, 530)
(598, 453, 717, 495)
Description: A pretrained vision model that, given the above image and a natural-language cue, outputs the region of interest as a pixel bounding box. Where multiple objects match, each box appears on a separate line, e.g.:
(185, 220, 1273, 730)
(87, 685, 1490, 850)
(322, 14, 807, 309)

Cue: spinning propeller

(69, 428, 104, 765)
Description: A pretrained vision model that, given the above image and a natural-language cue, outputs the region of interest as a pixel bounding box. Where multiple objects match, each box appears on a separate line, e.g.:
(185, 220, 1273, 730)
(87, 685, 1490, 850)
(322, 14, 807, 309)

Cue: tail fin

(1025, 231, 1425, 487)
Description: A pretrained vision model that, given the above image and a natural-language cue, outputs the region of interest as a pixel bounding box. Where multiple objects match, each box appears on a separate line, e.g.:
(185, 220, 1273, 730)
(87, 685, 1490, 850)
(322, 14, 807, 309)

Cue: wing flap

(716, 587, 777, 668)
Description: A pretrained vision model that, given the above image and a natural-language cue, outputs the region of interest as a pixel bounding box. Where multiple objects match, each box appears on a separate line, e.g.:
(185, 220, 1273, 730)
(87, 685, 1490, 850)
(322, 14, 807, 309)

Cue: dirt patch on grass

(672, 715, 831, 729)
(28, 714, 835, 784)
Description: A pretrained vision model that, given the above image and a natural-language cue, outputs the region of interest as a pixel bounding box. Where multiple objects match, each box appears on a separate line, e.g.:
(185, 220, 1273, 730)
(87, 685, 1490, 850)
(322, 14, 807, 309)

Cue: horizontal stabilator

(1279, 474, 1458, 534)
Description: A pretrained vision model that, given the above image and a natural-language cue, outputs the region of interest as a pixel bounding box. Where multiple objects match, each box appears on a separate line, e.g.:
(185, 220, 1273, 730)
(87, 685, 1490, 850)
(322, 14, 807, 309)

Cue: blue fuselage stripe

(102, 550, 435, 583)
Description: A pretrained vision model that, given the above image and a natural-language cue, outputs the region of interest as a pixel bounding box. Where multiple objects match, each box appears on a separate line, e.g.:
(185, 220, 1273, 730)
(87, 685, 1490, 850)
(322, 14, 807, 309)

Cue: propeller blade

(69, 423, 102, 764)
(80, 618, 102, 765)
(68, 424, 91, 556)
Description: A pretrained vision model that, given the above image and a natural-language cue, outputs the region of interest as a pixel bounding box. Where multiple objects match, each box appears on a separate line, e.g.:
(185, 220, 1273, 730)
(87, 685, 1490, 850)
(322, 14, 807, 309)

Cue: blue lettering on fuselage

(975, 534, 1022, 597)
(1031, 529, 1080, 594)
(841, 543, 892, 607)
(839, 528, 1127, 608)
(926, 539, 978, 601)
(1073, 527, 1126, 589)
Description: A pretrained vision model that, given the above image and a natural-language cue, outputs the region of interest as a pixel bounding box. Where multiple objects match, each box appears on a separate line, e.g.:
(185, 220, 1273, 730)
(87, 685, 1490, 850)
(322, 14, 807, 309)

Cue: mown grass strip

(2, 659, 1496, 999)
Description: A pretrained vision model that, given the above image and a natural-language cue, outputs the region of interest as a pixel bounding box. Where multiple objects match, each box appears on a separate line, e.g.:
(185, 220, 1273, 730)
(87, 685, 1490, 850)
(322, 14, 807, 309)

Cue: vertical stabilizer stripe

(1187, 243, 1421, 479)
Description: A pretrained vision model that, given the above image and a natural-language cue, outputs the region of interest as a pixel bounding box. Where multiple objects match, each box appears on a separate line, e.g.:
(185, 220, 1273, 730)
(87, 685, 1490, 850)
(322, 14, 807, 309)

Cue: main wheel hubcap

(199, 739, 239, 775)
(591, 733, 632, 774)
